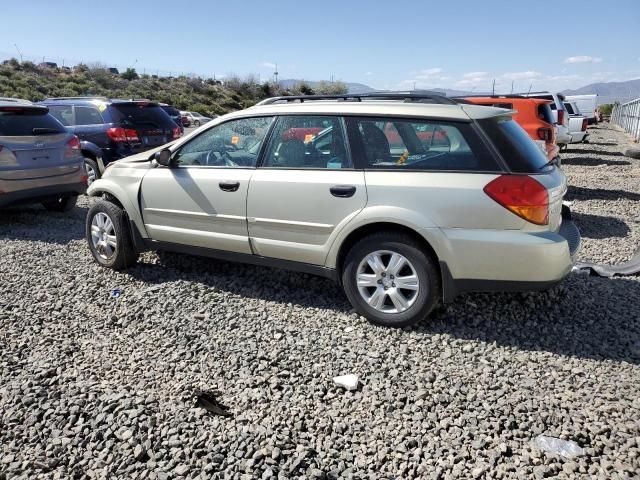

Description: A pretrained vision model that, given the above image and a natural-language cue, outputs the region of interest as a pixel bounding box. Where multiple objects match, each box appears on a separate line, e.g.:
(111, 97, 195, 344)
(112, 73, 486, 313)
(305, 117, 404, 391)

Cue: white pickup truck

(564, 101, 589, 143)
(564, 94, 598, 124)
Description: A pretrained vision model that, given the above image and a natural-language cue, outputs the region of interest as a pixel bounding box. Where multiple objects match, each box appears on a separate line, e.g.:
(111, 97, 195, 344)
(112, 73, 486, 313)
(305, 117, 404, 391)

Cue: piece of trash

(466, 300, 477, 308)
(333, 374, 359, 391)
(142, 285, 164, 294)
(194, 390, 232, 417)
(563, 200, 574, 207)
(531, 435, 585, 459)
(110, 288, 122, 298)
(571, 266, 590, 276)
(344, 326, 354, 333)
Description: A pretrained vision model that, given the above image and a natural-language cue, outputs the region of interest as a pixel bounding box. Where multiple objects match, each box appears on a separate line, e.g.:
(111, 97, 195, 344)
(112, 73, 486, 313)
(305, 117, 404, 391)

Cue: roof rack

(44, 96, 110, 101)
(256, 91, 457, 106)
(453, 94, 527, 99)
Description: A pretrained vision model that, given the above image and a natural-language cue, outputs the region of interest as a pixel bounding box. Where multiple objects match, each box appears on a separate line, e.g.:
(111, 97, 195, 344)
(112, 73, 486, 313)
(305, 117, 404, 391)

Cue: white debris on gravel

(532, 435, 585, 459)
(1, 124, 639, 479)
(333, 374, 360, 391)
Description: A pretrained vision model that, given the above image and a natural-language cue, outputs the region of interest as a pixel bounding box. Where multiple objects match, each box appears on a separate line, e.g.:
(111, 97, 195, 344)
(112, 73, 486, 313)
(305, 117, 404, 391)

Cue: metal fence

(611, 98, 640, 141)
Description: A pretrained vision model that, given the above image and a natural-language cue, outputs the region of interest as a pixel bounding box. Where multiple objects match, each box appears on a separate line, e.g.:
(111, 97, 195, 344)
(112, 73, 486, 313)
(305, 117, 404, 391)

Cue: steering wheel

(204, 149, 238, 167)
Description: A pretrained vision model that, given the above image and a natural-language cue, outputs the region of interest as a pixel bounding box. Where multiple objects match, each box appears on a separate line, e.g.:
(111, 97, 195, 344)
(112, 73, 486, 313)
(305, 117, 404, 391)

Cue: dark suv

(159, 104, 184, 135)
(39, 97, 181, 184)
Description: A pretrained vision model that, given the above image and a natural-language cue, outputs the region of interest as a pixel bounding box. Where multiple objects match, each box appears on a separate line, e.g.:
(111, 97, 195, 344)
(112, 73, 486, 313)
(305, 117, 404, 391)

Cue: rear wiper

(33, 128, 62, 135)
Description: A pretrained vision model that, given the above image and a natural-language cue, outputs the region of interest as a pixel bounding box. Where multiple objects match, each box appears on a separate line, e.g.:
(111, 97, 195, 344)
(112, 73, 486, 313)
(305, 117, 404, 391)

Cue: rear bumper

(0, 181, 86, 208)
(439, 211, 581, 302)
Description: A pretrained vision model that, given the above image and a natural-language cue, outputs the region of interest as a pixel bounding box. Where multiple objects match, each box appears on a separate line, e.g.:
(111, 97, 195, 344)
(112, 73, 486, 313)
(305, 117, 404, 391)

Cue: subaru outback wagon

(85, 93, 581, 327)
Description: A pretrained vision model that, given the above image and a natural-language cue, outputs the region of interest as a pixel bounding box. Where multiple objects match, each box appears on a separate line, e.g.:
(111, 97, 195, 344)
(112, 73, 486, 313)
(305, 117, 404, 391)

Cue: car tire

(86, 199, 139, 270)
(42, 195, 77, 212)
(624, 147, 640, 160)
(194, 120, 200, 127)
(84, 157, 100, 185)
(342, 232, 441, 328)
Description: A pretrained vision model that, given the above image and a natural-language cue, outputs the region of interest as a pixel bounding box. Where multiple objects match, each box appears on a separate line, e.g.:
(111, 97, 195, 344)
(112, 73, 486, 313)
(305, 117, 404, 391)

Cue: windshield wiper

(32, 127, 62, 135)
(539, 157, 559, 170)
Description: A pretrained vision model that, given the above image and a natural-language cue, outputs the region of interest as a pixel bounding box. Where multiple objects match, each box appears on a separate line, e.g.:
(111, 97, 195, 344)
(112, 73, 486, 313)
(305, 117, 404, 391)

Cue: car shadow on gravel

(561, 156, 631, 167)
(572, 212, 630, 239)
(0, 205, 87, 244)
(420, 276, 640, 364)
(563, 148, 627, 157)
(567, 186, 640, 202)
(126, 253, 353, 312)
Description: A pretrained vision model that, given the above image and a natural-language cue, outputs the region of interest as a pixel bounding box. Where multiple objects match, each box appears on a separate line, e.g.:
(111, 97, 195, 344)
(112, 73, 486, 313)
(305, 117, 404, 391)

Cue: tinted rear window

(563, 103, 575, 115)
(537, 104, 554, 124)
(478, 118, 549, 173)
(161, 106, 180, 116)
(0, 110, 66, 136)
(111, 104, 176, 129)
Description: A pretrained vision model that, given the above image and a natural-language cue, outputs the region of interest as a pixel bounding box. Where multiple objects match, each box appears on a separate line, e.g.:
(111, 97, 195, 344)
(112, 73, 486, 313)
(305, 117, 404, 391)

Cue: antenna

(527, 83, 533, 95)
(14, 43, 23, 62)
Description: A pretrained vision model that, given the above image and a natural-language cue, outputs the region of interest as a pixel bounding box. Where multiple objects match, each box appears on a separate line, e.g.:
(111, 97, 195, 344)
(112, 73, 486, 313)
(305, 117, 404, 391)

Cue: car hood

(108, 142, 175, 168)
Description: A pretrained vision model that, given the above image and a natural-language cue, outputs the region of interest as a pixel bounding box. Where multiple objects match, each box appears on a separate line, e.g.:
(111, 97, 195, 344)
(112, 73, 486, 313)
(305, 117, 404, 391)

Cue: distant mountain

(279, 79, 374, 94)
(562, 78, 640, 104)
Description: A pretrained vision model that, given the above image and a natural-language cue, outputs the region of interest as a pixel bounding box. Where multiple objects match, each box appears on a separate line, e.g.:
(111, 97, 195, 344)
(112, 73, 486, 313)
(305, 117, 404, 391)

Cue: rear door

(246, 115, 366, 266)
(0, 106, 80, 184)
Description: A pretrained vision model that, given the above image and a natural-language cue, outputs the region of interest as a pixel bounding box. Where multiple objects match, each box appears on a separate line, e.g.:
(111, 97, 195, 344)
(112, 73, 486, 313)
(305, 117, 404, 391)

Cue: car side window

(352, 117, 499, 172)
(75, 106, 104, 125)
(48, 105, 74, 126)
(174, 116, 273, 167)
(262, 115, 351, 169)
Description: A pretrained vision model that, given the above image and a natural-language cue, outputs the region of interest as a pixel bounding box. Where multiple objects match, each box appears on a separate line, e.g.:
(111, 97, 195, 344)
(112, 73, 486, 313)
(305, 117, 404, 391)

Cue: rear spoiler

(0, 105, 49, 114)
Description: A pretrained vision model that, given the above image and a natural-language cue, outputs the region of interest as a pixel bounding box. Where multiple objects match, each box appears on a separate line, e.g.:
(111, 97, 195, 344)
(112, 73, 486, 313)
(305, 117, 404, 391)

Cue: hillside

(279, 78, 374, 94)
(562, 78, 640, 104)
(0, 59, 347, 115)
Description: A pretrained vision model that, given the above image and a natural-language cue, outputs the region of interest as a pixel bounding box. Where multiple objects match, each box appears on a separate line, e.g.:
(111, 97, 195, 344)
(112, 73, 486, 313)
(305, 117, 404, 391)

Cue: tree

(121, 68, 138, 80)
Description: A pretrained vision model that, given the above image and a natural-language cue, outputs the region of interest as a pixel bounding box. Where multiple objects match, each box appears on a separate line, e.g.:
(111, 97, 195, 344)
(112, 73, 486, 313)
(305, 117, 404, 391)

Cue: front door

(140, 116, 274, 253)
(247, 115, 366, 265)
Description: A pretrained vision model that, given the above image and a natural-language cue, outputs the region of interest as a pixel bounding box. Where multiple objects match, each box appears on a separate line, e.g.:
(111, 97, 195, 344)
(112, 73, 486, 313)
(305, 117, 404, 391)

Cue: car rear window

(478, 117, 549, 173)
(0, 109, 66, 136)
(349, 117, 499, 172)
(563, 103, 575, 115)
(537, 104, 554, 124)
(110, 103, 176, 129)
(161, 106, 180, 116)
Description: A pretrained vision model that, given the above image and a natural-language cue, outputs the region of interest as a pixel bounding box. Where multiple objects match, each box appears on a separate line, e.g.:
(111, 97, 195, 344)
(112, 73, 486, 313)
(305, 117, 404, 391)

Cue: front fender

(87, 177, 148, 238)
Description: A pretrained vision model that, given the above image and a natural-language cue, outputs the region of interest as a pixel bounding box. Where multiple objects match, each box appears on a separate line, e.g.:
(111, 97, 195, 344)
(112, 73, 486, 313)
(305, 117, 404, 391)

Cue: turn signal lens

(484, 175, 549, 225)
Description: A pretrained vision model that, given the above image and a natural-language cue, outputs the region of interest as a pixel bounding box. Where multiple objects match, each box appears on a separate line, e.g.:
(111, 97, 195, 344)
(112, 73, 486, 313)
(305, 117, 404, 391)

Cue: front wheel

(42, 195, 77, 212)
(342, 232, 441, 328)
(86, 200, 139, 270)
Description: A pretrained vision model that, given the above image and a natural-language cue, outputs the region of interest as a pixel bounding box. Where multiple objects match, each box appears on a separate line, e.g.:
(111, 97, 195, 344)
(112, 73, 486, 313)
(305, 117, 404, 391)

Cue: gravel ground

(1, 124, 639, 479)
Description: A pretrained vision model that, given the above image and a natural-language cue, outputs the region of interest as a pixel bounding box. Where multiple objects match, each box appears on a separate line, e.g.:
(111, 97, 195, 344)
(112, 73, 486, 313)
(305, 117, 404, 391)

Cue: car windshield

(111, 104, 176, 129)
(0, 109, 66, 136)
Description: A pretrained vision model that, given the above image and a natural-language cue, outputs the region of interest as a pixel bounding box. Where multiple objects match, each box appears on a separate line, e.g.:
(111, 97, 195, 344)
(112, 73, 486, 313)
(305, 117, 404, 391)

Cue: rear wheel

(42, 195, 77, 212)
(342, 232, 440, 328)
(86, 200, 139, 270)
(84, 157, 100, 185)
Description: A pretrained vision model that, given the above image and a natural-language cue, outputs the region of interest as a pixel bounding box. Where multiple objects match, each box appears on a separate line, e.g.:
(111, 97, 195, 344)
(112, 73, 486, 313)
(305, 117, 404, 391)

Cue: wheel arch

(87, 180, 148, 239)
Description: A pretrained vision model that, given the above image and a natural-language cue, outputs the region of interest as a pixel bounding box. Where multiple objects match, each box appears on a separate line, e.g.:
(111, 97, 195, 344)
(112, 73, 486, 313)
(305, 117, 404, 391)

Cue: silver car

(86, 93, 581, 327)
(0, 98, 87, 211)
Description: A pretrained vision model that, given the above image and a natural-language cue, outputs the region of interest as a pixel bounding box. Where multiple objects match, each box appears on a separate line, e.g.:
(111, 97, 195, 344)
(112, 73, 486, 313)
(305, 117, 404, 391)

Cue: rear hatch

(110, 102, 179, 151)
(477, 116, 566, 232)
(0, 105, 80, 181)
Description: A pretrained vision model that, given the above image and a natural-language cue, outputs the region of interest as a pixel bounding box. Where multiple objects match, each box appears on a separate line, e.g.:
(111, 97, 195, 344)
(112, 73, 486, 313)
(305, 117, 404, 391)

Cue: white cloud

(365, 71, 373, 76)
(564, 55, 603, 64)
(463, 71, 488, 78)
(259, 61, 276, 69)
(415, 67, 443, 80)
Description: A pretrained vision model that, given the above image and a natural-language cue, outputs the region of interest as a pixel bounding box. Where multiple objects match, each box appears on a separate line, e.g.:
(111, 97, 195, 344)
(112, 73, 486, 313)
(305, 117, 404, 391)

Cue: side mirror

(154, 148, 173, 167)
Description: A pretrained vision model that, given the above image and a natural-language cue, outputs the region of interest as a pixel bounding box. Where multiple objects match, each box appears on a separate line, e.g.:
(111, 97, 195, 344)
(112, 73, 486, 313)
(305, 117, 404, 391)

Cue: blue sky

(2, 0, 639, 92)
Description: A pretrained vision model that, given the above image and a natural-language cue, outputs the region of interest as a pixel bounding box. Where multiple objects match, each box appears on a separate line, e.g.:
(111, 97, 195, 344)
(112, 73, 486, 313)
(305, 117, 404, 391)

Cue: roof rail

(256, 91, 457, 106)
(454, 94, 528, 100)
(44, 96, 110, 101)
(0, 97, 33, 104)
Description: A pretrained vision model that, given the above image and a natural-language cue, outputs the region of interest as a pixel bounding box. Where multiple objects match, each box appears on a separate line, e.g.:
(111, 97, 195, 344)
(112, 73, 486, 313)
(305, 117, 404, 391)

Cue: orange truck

(462, 96, 559, 162)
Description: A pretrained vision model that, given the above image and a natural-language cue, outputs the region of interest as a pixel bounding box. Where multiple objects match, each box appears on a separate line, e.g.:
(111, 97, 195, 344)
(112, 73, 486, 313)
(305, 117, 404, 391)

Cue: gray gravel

(1, 124, 639, 479)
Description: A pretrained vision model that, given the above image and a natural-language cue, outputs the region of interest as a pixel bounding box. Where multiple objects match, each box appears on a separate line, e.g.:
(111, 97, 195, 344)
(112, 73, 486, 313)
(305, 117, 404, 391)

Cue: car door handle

(330, 185, 357, 198)
(219, 181, 240, 192)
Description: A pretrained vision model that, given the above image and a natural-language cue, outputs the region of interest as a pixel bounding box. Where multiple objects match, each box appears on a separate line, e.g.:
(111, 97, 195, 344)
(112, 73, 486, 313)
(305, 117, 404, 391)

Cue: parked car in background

(564, 102, 589, 143)
(516, 91, 571, 150)
(0, 98, 86, 211)
(159, 104, 184, 134)
(180, 112, 191, 128)
(85, 92, 580, 328)
(461, 95, 559, 162)
(565, 94, 598, 124)
(40, 97, 181, 185)
(181, 111, 214, 127)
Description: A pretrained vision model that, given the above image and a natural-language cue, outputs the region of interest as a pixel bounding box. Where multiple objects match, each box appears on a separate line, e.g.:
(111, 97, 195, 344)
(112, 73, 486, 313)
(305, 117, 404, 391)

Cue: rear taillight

(537, 128, 552, 142)
(0, 145, 18, 166)
(172, 127, 182, 139)
(581, 119, 588, 131)
(106, 127, 140, 142)
(556, 109, 565, 126)
(484, 175, 549, 225)
(64, 136, 81, 159)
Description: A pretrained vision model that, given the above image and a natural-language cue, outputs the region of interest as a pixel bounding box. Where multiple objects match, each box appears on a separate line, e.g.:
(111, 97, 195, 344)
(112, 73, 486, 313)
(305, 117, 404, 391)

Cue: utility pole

(511, 80, 514, 94)
(14, 44, 23, 62)
(274, 63, 278, 85)
(492, 78, 495, 95)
